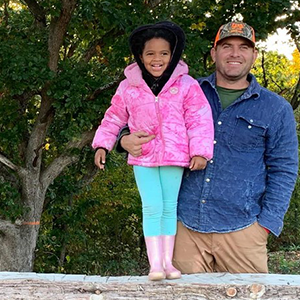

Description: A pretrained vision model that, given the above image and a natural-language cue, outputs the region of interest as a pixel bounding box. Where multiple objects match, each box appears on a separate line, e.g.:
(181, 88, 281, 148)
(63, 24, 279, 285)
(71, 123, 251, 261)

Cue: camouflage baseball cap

(214, 22, 255, 47)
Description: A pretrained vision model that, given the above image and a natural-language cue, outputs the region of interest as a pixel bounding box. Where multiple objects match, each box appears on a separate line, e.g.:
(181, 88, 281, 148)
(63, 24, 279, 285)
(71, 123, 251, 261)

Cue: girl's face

(141, 37, 171, 77)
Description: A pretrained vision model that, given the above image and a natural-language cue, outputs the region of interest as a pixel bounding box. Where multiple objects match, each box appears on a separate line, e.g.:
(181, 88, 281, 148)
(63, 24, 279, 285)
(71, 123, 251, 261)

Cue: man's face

(211, 37, 258, 85)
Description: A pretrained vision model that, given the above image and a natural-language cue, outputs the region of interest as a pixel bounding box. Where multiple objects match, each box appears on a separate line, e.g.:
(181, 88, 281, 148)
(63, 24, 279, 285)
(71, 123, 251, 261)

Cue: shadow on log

(0, 272, 300, 299)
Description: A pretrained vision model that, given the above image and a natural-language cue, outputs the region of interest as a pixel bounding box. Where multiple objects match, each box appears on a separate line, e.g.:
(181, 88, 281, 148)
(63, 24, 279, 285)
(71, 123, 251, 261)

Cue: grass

(268, 250, 300, 274)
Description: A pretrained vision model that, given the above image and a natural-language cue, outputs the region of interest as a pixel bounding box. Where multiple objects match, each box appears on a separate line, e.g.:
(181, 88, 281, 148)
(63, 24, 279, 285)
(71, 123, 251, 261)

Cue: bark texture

(0, 273, 300, 300)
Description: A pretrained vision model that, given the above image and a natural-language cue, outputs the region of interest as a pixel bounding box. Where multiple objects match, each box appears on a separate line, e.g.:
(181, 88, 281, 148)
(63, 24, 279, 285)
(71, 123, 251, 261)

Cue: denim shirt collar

(199, 72, 261, 102)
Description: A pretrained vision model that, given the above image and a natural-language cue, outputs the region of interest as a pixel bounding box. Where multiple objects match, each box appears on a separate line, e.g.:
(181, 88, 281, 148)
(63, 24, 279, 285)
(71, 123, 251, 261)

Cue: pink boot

(145, 236, 166, 281)
(162, 235, 181, 279)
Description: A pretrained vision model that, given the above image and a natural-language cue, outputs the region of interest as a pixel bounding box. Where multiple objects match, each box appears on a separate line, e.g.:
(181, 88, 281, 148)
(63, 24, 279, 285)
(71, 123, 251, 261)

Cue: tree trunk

(0, 0, 91, 272)
(0, 223, 39, 272)
(0, 128, 94, 271)
(0, 172, 45, 272)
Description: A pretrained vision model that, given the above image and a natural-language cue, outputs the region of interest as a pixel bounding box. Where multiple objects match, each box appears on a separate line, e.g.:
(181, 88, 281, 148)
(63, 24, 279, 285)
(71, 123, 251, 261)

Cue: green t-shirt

(216, 86, 247, 109)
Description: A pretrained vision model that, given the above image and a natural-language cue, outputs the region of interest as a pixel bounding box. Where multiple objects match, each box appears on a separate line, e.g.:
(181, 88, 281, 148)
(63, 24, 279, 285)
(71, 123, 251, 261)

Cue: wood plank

(1, 272, 300, 299)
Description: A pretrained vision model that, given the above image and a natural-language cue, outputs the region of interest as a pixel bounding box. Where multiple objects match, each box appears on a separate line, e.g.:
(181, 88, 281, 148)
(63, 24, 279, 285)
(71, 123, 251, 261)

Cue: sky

(258, 28, 296, 60)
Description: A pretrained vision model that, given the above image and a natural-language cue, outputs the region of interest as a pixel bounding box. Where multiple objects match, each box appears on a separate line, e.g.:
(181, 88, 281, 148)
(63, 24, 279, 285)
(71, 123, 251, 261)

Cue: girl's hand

(189, 156, 207, 171)
(94, 148, 107, 170)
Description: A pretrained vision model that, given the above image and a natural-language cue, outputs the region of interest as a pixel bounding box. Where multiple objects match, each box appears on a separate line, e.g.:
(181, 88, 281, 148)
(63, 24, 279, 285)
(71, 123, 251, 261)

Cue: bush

(35, 151, 148, 275)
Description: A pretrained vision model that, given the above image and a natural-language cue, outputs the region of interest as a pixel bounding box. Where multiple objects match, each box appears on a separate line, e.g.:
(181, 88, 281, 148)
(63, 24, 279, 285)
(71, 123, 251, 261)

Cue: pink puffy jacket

(92, 60, 214, 167)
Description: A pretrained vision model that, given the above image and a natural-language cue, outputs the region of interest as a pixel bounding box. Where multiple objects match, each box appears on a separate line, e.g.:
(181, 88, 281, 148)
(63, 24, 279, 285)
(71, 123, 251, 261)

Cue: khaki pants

(173, 221, 268, 274)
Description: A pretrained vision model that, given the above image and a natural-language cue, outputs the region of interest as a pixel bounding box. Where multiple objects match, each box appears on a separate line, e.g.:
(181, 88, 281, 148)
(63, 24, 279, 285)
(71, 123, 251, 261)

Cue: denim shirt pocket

(229, 115, 267, 151)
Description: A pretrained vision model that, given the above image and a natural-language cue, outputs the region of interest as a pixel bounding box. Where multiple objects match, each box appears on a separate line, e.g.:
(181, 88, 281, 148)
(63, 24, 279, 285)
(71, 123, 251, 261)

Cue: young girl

(92, 21, 214, 281)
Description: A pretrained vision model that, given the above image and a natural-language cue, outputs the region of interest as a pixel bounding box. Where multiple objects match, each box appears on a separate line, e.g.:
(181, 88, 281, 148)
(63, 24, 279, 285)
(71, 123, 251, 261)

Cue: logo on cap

(214, 22, 255, 47)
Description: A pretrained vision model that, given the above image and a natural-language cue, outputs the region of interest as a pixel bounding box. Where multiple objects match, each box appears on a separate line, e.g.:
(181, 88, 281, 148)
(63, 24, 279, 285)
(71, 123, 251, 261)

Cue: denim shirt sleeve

(257, 103, 299, 236)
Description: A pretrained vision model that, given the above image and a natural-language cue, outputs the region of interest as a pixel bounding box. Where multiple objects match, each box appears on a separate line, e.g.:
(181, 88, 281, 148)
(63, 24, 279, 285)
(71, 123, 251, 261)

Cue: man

(117, 22, 299, 273)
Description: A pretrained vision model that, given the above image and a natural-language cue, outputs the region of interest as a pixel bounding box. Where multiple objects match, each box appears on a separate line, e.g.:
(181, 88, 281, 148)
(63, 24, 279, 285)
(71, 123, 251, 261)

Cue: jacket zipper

(155, 96, 165, 164)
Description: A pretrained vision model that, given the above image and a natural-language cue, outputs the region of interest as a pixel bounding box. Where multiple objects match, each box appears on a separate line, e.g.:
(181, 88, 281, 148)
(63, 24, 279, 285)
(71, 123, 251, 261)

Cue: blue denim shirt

(177, 73, 298, 236)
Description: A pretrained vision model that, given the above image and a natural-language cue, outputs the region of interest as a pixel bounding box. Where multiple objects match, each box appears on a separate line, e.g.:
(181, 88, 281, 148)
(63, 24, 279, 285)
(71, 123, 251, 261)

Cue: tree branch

(286, 25, 300, 110)
(3, 0, 9, 26)
(48, 0, 77, 72)
(296, 43, 300, 53)
(0, 164, 20, 189)
(41, 155, 80, 191)
(24, 2, 79, 171)
(67, 42, 78, 58)
(25, 98, 54, 172)
(261, 50, 268, 88)
(144, 0, 166, 9)
(290, 73, 300, 110)
(23, 0, 46, 28)
(0, 219, 20, 241)
(40, 130, 95, 191)
(13, 91, 37, 115)
(269, 77, 285, 94)
(0, 153, 19, 172)
(86, 76, 123, 102)
(82, 29, 125, 64)
(82, 39, 100, 64)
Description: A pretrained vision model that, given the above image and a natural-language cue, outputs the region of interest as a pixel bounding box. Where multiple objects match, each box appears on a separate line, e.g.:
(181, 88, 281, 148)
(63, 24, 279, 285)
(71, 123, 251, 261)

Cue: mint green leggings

(133, 166, 184, 237)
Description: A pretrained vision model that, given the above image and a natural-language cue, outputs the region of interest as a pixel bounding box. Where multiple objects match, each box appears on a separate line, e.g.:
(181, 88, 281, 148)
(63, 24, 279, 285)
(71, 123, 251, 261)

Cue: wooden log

(0, 272, 300, 299)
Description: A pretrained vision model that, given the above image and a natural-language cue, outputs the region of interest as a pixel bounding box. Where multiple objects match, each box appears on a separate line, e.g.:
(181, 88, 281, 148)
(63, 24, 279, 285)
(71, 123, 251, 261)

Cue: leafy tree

(291, 49, 300, 73)
(35, 152, 145, 275)
(0, 0, 299, 272)
(252, 50, 299, 101)
(290, 49, 300, 109)
(0, 0, 159, 272)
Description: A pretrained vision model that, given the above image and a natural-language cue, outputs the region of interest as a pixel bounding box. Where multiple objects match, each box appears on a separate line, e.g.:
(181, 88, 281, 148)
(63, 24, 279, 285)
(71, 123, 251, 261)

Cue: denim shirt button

(218, 121, 222, 125)
(213, 140, 217, 144)
(206, 178, 210, 182)
(201, 199, 206, 203)
(248, 125, 252, 129)
(210, 159, 214, 164)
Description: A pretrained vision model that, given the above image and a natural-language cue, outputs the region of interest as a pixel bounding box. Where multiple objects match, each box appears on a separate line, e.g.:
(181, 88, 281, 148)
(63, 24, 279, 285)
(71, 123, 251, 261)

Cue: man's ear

(252, 48, 258, 65)
(210, 47, 216, 63)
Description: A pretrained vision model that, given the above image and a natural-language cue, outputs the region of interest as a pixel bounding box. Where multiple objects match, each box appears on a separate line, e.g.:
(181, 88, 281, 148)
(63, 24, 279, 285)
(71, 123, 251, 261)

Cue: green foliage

(0, 96, 26, 159)
(0, 181, 23, 221)
(0, 0, 299, 274)
(35, 151, 147, 275)
(268, 179, 300, 252)
(252, 50, 299, 101)
(268, 249, 300, 274)
(1, 0, 298, 163)
(0, 9, 50, 94)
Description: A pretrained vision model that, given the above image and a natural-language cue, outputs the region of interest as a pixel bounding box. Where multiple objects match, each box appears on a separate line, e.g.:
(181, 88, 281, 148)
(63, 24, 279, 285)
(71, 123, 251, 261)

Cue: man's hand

(189, 156, 207, 171)
(120, 131, 155, 157)
(94, 148, 107, 170)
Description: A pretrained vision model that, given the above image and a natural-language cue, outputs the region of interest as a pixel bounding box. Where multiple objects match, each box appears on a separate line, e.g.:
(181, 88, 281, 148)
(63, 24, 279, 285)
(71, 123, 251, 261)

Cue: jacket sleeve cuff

(115, 125, 130, 153)
(94, 147, 108, 154)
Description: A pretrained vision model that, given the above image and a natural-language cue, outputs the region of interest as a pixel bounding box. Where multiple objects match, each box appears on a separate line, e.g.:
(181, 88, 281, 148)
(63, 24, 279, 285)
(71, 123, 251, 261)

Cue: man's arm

(258, 103, 298, 236)
(115, 126, 156, 157)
